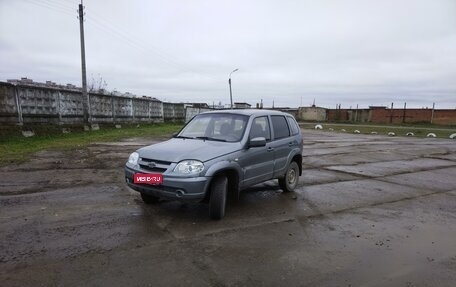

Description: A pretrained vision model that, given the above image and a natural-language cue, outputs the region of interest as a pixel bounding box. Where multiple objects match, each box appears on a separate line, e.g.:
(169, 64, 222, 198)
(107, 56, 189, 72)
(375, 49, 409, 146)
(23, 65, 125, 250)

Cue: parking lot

(1, 129, 456, 286)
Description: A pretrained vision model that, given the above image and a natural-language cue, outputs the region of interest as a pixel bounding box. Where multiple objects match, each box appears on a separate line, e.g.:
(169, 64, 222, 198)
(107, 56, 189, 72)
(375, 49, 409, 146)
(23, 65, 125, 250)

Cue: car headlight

(173, 160, 204, 174)
(128, 152, 139, 165)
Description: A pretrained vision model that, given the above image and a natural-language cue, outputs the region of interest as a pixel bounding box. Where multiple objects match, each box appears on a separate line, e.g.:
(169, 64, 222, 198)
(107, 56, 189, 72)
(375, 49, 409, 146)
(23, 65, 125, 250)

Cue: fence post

(131, 99, 134, 121)
(14, 86, 23, 125)
(161, 102, 164, 122)
(57, 91, 62, 124)
(111, 95, 115, 123)
(88, 93, 92, 123)
(431, 102, 435, 124)
(355, 104, 358, 122)
(402, 102, 406, 124)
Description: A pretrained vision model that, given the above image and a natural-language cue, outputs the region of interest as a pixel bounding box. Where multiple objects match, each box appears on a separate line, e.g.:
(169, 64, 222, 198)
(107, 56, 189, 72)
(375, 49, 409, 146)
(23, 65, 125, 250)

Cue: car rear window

(287, 116, 300, 135)
(271, 115, 290, 139)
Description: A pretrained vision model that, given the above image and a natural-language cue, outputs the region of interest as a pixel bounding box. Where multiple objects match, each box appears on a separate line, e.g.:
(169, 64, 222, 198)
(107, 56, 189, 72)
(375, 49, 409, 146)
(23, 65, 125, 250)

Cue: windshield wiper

(195, 136, 227, 142)
(175, 135, 194, 139)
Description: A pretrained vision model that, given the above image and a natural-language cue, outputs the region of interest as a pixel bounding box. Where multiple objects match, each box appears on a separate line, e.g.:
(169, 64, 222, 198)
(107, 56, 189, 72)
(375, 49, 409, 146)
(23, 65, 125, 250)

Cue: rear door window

(287, 116, 300, 135)
(271, 116, 290, 140)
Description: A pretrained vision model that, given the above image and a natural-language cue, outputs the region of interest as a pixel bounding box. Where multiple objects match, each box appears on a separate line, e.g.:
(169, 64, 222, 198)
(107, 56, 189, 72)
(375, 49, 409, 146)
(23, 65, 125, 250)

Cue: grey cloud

(0, 0, 455, 108)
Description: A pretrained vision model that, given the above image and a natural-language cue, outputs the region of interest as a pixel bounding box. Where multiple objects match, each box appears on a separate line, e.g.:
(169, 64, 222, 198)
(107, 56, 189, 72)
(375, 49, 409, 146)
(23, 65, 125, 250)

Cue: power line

(89, 16, 189, 66)
(84, 13, 221, 81)
(86, 18, 153, 57)
(23, 0, 74, 17)
(19, 0, 223, 82)
(60, 0, 78, 5)
(40, 0, 74, 12)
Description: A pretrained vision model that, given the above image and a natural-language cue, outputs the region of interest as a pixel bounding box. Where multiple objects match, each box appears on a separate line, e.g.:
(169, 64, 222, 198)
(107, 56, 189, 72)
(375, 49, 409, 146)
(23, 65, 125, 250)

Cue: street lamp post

(228, 68, 238, 109)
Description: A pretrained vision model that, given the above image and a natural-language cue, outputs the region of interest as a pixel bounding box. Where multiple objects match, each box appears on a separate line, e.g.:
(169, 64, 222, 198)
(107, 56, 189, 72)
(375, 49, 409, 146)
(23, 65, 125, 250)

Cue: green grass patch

(300, 123, 456, 139)
(0, 123, 182, 165)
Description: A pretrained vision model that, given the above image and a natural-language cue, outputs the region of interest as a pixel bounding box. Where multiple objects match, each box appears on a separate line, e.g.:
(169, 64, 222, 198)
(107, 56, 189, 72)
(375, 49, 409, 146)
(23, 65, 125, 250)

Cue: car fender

(285, 148, 303, 176)
(204, 160, 243, 178)
(204, 160, 243, 199)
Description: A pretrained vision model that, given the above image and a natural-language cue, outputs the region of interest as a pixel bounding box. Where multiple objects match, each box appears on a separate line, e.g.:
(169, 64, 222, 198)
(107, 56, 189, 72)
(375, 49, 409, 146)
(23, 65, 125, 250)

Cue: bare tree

(88, 74, 108, 94)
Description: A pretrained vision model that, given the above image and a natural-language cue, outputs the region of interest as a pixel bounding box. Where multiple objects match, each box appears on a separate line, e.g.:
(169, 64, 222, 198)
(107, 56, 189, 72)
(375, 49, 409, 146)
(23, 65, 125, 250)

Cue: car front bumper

(124, 166, 209, 202)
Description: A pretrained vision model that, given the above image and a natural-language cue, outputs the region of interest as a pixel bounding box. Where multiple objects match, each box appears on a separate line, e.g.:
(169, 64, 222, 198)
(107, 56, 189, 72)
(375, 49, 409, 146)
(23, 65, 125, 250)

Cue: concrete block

(91, 124, 100, 131)
(115, 124, 122, 129)
(326, 158, 455, 177)
(21, 130, 35, 137)
(294, 179, 421, 215)
(381, 167, 456, 192)
(299, 169, 361, 185)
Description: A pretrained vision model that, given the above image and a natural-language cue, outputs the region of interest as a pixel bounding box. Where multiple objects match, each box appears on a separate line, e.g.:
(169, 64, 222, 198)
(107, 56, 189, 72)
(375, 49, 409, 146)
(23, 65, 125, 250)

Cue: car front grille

(138, 158, 172, 173)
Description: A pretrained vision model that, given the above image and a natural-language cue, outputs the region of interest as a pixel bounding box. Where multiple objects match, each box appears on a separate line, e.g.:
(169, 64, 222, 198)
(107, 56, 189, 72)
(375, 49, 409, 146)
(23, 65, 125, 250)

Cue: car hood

(137, 138, 242, 162)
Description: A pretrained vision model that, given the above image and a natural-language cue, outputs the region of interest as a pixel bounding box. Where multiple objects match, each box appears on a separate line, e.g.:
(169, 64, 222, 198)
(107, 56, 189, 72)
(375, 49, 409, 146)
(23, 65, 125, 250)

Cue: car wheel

(140, 192, 159, 204)
(209, 175, 228, 220)
(279, 161, 299, 192)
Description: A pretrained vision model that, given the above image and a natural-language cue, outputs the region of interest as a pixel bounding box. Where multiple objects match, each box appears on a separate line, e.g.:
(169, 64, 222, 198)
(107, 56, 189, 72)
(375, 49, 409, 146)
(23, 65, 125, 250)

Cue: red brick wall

(370, 108, 391, 123)
(327, 109, 350, 121)
(433, 110, 456, 125)
(326, 108, 456, 125)
(403, 109, 433, 123)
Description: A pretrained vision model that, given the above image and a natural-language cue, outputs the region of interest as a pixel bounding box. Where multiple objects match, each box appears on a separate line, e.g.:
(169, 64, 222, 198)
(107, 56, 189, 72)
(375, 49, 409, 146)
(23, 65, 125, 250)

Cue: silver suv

(125, 109, 303, 219)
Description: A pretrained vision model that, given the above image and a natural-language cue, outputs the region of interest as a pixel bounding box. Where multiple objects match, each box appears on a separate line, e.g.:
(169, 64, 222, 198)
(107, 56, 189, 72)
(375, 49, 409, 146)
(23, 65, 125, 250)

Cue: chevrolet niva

(125, 109, 303, 219)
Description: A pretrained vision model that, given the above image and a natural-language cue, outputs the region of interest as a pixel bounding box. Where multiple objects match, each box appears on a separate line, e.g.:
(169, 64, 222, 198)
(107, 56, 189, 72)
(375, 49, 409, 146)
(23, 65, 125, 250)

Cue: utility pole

(390, 102, 394, 123)
(228, 69, 238, 109)
(78, 1, 90, 124)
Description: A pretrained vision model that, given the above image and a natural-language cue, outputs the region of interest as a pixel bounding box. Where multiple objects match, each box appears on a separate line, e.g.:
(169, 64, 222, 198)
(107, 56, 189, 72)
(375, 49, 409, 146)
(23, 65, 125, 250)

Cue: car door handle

(267, 147, 274, 152)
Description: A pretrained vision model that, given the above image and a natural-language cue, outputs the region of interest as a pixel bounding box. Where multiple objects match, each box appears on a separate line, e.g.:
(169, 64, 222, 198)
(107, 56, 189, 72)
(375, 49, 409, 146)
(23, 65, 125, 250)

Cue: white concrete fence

(0, 82, 186, 125)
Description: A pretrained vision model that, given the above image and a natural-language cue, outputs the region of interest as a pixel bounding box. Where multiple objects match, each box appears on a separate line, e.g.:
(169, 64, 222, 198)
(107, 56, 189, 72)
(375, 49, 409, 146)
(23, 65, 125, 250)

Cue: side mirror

(249, 137, 266, 147)
(171, 132, 178, 138)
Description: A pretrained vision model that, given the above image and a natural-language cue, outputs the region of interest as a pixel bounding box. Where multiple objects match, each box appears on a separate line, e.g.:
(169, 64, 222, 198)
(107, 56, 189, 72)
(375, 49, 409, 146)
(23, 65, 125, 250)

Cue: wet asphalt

(1, 130, 456, 286)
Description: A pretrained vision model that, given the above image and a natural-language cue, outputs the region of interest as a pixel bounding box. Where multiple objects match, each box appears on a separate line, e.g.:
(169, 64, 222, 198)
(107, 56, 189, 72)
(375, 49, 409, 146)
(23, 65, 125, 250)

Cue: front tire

(209, 175, 228, 220)
(279, 161, 299, 192)
(140, 192, 159, 204)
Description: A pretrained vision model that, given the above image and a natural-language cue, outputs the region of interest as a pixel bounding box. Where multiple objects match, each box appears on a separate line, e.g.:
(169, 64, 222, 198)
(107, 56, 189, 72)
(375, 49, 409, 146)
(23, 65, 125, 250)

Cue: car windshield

(178, 113, 248, 142)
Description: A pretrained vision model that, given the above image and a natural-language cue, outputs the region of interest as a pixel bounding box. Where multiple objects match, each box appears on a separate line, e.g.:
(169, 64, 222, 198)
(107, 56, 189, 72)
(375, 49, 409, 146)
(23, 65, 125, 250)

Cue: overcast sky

(1, 0, 455, 108)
